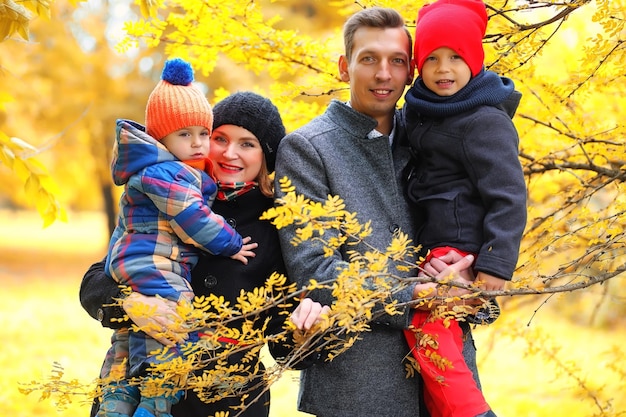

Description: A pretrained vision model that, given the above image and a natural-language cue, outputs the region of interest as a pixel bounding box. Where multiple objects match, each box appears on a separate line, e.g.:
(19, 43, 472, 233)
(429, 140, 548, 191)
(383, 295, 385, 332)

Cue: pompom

(161, 58, 194, 86)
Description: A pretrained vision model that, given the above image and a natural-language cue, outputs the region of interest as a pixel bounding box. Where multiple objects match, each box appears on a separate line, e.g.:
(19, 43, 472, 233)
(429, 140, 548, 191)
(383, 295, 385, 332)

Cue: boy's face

(420, 47, 471, 96)
(161, 125, 211, 161)
(338, 26, 413, 124)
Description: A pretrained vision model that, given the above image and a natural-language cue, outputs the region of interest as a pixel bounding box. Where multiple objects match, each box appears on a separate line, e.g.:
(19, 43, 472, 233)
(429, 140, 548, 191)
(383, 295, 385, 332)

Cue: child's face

(161, 126, 211, 161)
(420, 47, 471, 96)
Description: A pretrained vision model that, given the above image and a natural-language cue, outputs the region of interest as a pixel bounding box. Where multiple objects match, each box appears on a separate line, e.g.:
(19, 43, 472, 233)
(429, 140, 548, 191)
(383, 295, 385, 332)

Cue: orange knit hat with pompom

(145, 58, 213, 140)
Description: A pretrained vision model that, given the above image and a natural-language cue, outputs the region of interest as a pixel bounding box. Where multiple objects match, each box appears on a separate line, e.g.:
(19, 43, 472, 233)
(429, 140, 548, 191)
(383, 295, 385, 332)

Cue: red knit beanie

(145, 58, 213, 140)
(414, 0, 487, 77)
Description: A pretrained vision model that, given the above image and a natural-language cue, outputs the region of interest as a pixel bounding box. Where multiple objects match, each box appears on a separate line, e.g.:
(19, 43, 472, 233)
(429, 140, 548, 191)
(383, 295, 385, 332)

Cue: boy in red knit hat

(402, 1, 527, 417)
(97, 58, 255, 417)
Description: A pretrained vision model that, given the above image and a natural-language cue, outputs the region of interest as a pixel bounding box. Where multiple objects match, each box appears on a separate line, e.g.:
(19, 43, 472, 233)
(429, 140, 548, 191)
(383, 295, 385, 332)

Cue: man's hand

(412, 253, 477, 301)
(122, 292, 188, 347)
(420, 250, 475, 282)
(291, 297, 331, 331)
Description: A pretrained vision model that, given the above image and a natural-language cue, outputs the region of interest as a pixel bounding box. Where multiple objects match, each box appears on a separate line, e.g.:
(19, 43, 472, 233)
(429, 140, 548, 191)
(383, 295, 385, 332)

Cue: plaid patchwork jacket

(105, 119, 242, 302)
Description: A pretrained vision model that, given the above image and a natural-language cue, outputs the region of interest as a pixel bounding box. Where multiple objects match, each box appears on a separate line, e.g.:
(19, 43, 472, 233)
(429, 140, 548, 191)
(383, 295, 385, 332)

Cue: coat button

(226, 218, 236, 228)
(389, 223, 400, 233)
(204, 274, 218, 288)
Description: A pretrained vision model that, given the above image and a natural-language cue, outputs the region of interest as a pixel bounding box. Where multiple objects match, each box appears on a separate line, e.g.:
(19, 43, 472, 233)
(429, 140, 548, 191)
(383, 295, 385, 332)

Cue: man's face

(339, 27, 413, 124)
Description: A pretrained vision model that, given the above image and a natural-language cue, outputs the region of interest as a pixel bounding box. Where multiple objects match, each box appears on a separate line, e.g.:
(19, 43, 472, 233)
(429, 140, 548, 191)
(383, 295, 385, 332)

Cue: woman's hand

(290, 297, 331, 331)
(122, 292, 188, 347)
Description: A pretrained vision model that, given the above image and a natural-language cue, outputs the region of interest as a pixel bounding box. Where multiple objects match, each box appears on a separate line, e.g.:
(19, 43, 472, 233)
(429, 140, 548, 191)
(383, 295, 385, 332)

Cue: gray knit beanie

(212, 91, 286, 172)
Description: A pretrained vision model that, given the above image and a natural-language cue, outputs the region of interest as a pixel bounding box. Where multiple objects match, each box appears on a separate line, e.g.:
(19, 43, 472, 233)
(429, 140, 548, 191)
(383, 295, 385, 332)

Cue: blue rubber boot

(132, 397, 173, 417)
(132, 391, 182, 417)
(476, 410, 497, 417)
(96, 383, 140, 417)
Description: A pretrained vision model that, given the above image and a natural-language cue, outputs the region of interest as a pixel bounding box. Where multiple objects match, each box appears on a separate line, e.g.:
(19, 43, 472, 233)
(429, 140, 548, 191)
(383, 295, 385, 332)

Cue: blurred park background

(1, 0, 625, 416)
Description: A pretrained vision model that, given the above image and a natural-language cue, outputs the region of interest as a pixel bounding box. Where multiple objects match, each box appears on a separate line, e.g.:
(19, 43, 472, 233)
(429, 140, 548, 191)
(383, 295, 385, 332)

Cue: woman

(80, 91, 328, 417)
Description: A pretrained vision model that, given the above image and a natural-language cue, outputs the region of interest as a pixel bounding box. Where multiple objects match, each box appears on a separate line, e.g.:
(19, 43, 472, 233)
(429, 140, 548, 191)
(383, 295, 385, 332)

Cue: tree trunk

(101, 182, 116, 239)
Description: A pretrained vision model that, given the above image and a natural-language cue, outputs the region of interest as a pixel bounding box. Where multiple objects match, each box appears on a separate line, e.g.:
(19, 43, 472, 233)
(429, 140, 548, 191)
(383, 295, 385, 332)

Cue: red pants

(404, 247, 490, 417)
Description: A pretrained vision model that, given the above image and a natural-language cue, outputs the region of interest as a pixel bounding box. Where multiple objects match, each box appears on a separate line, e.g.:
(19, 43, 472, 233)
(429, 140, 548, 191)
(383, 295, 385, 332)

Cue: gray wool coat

(275, 100, 479, 417)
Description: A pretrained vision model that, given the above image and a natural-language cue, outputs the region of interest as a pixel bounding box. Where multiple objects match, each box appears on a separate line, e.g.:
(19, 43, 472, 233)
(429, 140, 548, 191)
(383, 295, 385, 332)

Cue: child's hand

(230, 236, 257, 264)
(475, 271, 506, 292)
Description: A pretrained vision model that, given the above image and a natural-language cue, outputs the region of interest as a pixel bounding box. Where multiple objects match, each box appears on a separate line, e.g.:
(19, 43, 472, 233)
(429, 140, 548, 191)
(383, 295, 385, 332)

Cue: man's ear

(407, 59, 416, 85)
(338, 55, 350, 82)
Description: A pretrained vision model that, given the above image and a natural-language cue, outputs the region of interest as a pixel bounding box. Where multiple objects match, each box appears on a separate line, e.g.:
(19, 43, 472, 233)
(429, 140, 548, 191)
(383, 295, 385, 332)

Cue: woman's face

(209, 124, 264, 183)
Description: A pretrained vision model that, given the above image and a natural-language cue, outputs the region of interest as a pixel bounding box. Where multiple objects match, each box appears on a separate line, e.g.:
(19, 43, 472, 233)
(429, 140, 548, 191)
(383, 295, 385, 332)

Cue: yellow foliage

(0, 0, 80, 226)
(0, 133, 66, 226)
(0, 0, 33, 41)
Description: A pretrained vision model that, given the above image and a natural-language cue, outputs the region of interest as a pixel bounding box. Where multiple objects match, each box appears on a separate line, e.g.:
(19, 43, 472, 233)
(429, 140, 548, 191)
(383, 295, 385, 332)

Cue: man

(276, 7, 482, 417)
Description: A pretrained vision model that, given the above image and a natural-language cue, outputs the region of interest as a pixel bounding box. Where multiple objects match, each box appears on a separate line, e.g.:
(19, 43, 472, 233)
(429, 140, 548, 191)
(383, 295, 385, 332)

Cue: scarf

(404, 69, 515, 118)
(182, 157, 213, 175)
(216, 181, 258, 201)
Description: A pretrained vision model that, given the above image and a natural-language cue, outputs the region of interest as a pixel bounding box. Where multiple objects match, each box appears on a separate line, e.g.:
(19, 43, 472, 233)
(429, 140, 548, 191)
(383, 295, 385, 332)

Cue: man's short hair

(343, 7, 413, 62)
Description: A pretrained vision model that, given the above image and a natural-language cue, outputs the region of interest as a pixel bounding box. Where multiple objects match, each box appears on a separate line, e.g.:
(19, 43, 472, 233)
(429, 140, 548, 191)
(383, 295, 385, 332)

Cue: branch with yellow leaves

(267, 177, 623, 301)
(0, 133, 67, 227)
(0, 0, 80, 226)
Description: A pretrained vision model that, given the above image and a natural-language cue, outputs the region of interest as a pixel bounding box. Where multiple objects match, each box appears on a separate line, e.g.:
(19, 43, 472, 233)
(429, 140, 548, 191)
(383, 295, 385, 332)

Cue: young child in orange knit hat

(97, 58, 256, 417)
(402, 1, 527, 417)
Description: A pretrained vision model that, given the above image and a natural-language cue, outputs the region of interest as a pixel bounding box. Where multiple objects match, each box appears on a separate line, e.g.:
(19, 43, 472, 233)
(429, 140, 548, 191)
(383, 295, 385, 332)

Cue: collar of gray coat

(336, 99, 396, 145)
(338, 100, 396, 145)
